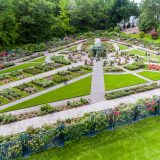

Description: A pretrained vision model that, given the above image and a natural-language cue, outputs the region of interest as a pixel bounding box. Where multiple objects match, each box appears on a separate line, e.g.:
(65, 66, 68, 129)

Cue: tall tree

(51, 0, 73, 37)
(0, 0, 18, 46)
(138, 0, 160, 31)
(13, 0, 55, 43)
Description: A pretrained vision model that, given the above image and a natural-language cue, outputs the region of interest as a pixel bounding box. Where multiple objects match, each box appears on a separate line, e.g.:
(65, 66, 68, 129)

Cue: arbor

(0, 0, 18, 46)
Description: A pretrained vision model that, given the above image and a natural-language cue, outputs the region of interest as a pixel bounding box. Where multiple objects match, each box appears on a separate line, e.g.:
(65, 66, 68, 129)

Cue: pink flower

(114, 111, 121, 117)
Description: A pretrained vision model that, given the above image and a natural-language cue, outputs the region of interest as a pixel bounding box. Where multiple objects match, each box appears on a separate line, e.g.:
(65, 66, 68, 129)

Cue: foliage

(106, 83, 159, 100)
(124, 61, 145, 70)
(151, 31, 159, 40)
(0, 114, 17, 125)
(32, 79, 54, 88)
(23, 68, 42, 75)
(138, 0, 160, 31)
(38, 104, 58, 116)
(139, 31, 145, 38)
(0, 0, 139, 45)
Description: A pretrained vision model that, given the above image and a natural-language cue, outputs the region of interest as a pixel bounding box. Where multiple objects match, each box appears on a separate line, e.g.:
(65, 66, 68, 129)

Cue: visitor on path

(64, 81, 68, 85)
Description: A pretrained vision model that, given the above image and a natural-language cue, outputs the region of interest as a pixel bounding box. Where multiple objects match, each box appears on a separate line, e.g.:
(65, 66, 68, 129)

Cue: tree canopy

(138, 0, 160, 31)
(0, 0, 139, 46)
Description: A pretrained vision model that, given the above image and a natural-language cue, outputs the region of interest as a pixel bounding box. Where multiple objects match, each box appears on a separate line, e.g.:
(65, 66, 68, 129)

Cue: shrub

(151, 31, 159, 40)
(9, 71, 23, 77)
(139, 31, 145, 38)
(67, 98, 90, 108)
(38, 104, 58, 116)
(52, 74, 69, 83)
(0, 114, 17, 125)
(124, 61, 145, 70)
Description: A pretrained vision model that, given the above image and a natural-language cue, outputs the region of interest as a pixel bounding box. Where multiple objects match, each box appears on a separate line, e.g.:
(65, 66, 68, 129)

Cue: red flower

(147, 107, 155, 112)
(114, 111, 121, 116)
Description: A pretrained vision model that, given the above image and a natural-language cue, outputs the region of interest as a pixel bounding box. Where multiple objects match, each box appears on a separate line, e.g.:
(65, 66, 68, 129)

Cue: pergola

(91, 43, 106, 58)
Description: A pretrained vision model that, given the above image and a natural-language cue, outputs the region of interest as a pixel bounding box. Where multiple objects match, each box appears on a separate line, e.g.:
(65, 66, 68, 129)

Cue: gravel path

(1, 88, 160, 136)
(91, 61, 105, 103)
(0, 73, 92, 111)
(0, 62, 83, 90)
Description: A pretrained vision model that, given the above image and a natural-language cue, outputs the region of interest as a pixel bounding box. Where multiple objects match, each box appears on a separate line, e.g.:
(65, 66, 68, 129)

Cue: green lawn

(128, 49, 146, 56)
(0, 63, 36, 74)
(30, 56, 46, 63)
(129, 33, 160, 43)
(138, 71, 160, 81)
(104, 74, 147, 90)
(118, 44, 128, 50)
(1, 76, 92, 113)
(27, 116, 160, 160)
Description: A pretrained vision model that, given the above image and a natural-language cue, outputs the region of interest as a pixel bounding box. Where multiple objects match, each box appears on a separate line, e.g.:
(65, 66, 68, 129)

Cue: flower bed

(105, 83, 159, 100)
(124, 61, 145, 70)
(0, 62, 15, 70)
(23, 67, 42, 75)
(51, 56, 71, 65)
(148, 64, 160, 71)
(1, 95, 160, 159)
(16, 83, 38, 94)
(104, 66, 123, 72)
(32, 79, 54, 88)
(35, 63, 57, 72)
(0, 89, 21, 100)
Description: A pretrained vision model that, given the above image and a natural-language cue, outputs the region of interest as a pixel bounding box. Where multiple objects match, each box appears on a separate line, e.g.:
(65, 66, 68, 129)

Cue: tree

(51, 0, 73, 37)
(138, 0, 160, 31)
(13, 0, 55, 43)
(0, 0, 18, 46)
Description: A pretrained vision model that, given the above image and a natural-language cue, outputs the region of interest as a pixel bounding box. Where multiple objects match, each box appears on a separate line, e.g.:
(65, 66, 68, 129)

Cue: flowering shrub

(1, 96, 160, 159)
(112, 104, 135, 126)
(148, 64, 160, 70)
(151, 31, 159, 40)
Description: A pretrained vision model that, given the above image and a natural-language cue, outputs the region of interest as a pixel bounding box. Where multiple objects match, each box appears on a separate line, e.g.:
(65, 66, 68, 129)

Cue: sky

(134, 0, 141, 3)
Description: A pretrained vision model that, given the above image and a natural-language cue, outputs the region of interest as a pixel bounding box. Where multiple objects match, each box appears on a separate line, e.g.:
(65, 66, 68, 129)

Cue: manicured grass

(104, 74, 147, 90)
(129, 33, 160, 43)
(0, 62, 43, 74)
(1, 76, 92, 112)
(30, 56, 45, 63)
(27, 116, 160, 160)
(118, 44, 128, 50)
(138, 71, 160, 81)
(128, 49, 146, 56)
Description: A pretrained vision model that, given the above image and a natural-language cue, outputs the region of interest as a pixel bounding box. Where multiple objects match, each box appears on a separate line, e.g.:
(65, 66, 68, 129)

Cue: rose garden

(1, 30, 160, 159)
